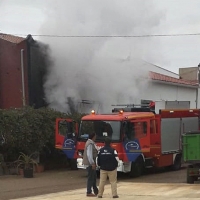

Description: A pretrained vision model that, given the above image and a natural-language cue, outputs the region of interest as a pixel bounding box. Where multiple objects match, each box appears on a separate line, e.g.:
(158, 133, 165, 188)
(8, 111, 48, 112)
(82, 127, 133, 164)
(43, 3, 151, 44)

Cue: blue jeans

(86, 166, 98, 194)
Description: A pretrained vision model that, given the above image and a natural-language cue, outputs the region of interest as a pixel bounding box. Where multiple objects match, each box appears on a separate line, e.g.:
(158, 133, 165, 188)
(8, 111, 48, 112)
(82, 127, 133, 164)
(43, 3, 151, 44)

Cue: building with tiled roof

(0, 33, 48, 109)
(0, 33, 199, 110)
(0, 33, 25, 44)
(149, 71, 199, 87)
(137, 63, 200, 108)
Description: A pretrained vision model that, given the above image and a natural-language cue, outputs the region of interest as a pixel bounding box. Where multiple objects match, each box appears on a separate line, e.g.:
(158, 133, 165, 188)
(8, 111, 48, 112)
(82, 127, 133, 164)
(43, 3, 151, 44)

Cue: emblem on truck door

(64, 139, 75, 148)
(125, 141, 139, 150)
(123, 140, 141, 162)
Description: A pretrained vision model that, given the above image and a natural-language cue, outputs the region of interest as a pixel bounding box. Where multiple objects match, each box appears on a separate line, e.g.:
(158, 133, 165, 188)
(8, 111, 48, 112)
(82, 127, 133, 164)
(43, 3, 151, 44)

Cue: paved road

(0, 167, 199, 200)
(0, 169, 88, 200)
(11, 181, 200, 200)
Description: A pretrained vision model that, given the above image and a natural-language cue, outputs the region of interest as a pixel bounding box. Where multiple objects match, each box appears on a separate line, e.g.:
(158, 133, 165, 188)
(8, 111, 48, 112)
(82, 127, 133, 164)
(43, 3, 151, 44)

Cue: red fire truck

(55, 101, 200, 177)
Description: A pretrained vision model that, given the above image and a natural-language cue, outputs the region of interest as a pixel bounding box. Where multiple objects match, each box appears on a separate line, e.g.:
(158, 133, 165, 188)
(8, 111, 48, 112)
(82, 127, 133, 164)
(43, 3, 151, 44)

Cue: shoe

(97, 196, 102, 198)
(94, 188, 99, 196)
(86, 193, 96, 197)
(113, 195, 119, 198)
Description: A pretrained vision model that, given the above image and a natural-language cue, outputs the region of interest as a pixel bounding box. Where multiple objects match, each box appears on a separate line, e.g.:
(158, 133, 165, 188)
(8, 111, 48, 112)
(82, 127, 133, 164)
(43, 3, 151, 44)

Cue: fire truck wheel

(171, 154, 182, 171)
(130, 157, 144, 178)
(186, 165, 198, 184)
(70, 159, 78, 170)
(187, 174, 195, 184)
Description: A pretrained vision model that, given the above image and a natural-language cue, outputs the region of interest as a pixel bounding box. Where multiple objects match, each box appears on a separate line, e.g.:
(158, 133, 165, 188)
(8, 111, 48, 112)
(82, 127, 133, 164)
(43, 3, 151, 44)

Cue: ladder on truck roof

(111, 101, 191, 114)
(111, 103, 155, 113)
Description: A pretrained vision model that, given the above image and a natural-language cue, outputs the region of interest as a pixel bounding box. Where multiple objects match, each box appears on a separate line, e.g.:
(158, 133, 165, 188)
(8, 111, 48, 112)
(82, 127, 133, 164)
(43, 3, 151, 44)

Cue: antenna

(111, 104, 149, 108)
(111, 104, 135, 107)
(81, 100, 94, 104)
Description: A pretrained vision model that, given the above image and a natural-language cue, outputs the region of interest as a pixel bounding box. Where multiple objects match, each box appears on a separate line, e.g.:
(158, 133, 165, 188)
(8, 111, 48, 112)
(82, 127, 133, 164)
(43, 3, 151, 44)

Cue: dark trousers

(86, 166, 98, 194)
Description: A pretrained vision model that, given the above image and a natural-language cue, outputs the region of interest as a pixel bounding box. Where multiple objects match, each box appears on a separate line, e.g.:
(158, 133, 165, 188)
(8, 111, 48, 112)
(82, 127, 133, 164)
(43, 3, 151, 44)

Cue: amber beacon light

(91, 110, 96, 115)
(119, 110, 124, 115)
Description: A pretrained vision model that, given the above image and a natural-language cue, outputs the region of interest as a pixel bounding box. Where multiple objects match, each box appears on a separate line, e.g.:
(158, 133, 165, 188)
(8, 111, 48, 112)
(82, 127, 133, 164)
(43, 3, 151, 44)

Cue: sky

(1, 0, 200, 73)
(1, 0, 200, 111)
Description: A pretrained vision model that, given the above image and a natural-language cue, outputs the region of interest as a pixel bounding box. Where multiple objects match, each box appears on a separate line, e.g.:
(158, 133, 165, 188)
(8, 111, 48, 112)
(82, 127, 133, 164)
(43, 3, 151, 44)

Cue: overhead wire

(7, 33, 200, 38)
(3, 32, 198, 84)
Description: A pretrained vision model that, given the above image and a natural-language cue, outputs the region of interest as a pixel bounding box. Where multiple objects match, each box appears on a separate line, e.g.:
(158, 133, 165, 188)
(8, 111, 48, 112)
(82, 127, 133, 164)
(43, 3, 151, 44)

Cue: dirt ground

(0, 167, 188, 200)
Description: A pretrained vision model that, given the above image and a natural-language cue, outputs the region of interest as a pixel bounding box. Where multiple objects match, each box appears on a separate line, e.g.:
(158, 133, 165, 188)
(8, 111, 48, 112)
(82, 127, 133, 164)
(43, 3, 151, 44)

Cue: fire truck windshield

(78, 120, 121, 142)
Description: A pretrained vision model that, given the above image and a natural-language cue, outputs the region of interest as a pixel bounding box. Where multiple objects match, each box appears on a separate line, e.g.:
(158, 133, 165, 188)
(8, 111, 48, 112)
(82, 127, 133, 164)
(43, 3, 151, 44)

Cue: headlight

(77, 151, 83, 157)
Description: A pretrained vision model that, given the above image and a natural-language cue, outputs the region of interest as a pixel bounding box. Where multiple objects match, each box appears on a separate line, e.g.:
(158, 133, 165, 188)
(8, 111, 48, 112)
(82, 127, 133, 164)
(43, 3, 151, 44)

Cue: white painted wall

(102, 63, 199, 112)
(140, 63, 199, 109)
(197, 88, 200, 108)
(140, 81, 198, 108)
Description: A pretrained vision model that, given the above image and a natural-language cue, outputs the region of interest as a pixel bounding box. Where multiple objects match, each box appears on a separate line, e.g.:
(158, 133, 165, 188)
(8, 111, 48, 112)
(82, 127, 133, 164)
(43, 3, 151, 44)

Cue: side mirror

(65, 121, 79, 141)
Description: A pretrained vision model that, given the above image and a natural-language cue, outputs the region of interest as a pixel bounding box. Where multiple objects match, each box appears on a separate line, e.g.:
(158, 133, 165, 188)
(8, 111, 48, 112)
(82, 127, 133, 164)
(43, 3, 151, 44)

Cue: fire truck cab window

(102, 122, 113, 137)
(134, 122, 147, 138)
(59, 121, 73, 137)
(123, 121, 148, 140)
(124, 122, 135, 140)
(79, 120, 120, 141)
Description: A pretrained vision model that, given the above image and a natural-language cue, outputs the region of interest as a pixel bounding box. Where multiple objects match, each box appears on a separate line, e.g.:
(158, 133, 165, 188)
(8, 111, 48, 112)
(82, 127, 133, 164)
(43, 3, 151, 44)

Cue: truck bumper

(77, 158, 86, 169)
(76, 158, 130, 172)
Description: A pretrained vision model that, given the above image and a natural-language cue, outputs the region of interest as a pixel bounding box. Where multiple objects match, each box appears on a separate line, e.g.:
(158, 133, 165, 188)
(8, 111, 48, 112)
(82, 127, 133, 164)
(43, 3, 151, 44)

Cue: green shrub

(0, 106, 83, 162)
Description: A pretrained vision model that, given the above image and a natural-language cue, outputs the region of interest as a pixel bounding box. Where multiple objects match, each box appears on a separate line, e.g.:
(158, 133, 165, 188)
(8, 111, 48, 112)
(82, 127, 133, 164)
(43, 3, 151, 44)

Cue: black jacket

(97, 145, 118, 171)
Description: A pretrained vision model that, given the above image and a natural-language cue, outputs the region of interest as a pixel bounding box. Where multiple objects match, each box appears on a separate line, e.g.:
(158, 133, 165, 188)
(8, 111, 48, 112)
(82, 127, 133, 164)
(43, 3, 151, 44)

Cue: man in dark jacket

(97, 137, 119, 198)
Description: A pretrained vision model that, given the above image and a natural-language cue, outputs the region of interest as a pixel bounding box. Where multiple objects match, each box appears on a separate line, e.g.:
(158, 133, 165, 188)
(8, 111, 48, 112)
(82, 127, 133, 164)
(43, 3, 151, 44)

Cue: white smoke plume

(40, 0, 164, 113)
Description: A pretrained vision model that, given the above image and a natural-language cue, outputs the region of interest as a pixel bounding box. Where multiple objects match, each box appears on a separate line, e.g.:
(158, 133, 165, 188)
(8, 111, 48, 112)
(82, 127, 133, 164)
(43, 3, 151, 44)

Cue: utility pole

(20, 49, 26, 106)
(196, 63, 200, 108)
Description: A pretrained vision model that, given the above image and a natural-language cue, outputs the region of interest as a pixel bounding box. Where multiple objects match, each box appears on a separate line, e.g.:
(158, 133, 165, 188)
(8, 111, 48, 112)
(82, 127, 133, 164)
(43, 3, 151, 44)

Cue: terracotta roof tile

(149, 71, 199, 87)
(0, 33, 25, 44)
